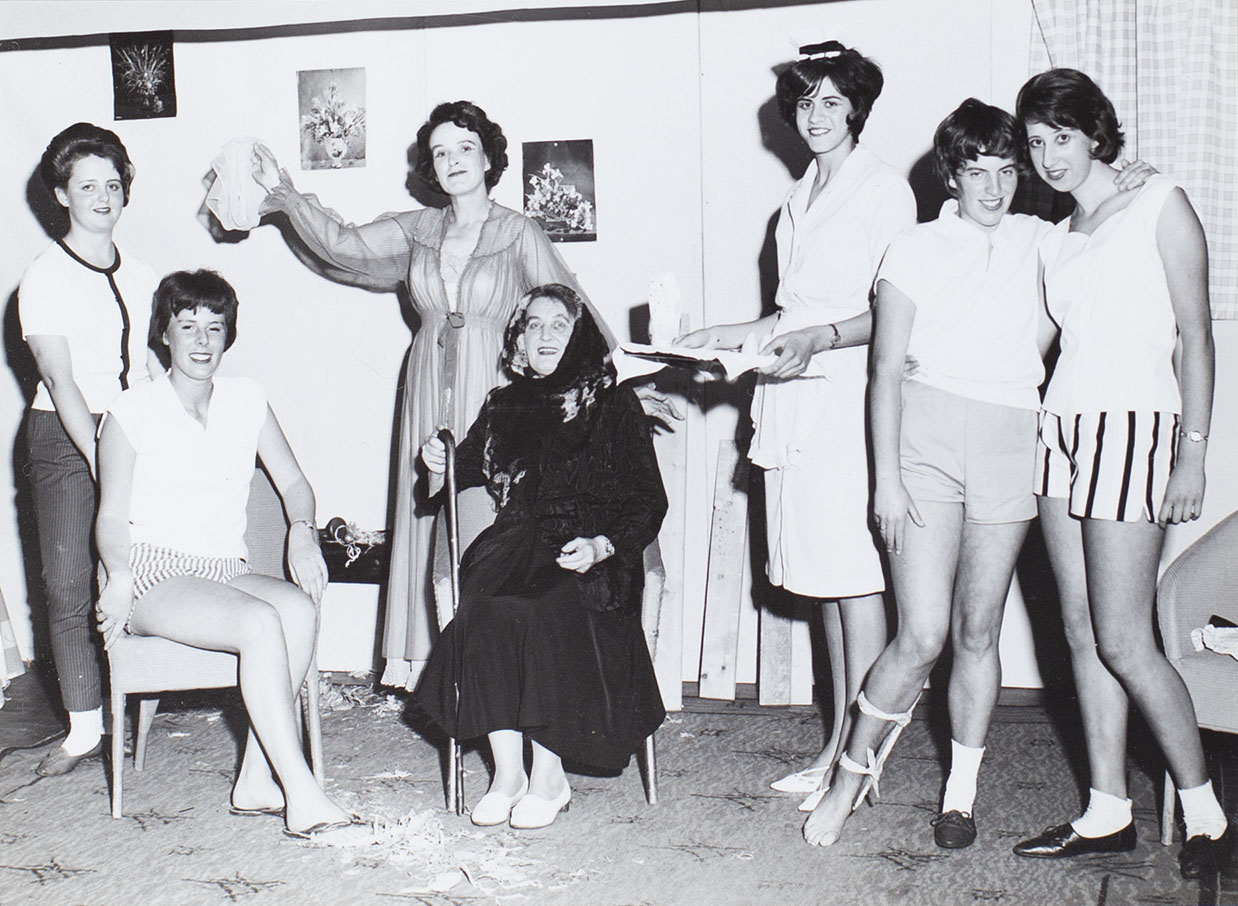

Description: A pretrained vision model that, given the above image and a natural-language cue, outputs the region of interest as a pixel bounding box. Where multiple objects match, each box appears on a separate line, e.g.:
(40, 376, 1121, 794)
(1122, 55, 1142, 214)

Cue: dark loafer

(1179, 828, 1231, 879)
(1013, 821, 1136, 858)
(933, 810, 977, 849)
(35, 741, 102, 777)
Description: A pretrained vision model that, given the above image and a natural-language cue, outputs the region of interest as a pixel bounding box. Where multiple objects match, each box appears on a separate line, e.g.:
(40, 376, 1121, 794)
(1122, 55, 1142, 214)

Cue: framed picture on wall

(109, 31, 176, 120)
(523, 140, 596, 242)
(298, 68, 367, 170)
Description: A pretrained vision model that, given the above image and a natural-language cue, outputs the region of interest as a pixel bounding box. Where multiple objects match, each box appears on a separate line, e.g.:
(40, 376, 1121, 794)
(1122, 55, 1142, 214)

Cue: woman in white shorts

(1011, 68, 1226, 880)
(803, 99, 1051, 848)
(95, 269, 363, 841)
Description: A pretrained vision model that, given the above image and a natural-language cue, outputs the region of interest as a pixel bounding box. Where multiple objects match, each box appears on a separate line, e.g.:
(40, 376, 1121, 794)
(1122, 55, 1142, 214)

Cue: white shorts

(1035, 410, 1178, 523)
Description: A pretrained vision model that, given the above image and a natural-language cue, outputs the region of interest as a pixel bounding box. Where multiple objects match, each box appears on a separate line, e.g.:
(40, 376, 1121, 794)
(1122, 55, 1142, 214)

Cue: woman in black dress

(416, 283, 667, 829)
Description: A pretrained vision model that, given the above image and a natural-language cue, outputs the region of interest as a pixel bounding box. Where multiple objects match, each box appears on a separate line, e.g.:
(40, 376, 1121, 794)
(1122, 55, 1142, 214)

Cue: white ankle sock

(63, 707, 103, 756)
(941, 740, 985, 816)
(1179, 780, 1228, 840)
(1071, 788, 1132, 837)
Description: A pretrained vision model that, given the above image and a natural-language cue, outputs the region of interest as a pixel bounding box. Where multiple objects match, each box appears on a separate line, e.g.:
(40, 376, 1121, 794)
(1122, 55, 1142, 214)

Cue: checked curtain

(1030, 0, 1238, 319)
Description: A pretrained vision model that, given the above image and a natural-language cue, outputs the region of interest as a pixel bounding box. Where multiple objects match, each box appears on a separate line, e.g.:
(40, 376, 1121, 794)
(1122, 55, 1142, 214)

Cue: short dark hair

(149, 270, 239, 368)
(40, 122, 135, 204)
(1015, 68, 1124, 164)
(414, 101, 509, 194)
(933, 98, 1026, 194)
(775, 41, 884, 139)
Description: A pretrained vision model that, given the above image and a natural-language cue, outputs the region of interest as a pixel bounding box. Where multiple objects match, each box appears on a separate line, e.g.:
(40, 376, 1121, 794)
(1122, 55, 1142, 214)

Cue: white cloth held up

(205, 137, 269, 231)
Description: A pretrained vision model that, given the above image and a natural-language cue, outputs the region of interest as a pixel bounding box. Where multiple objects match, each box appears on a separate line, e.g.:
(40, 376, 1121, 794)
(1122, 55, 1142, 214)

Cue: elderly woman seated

(415, 283, 667, 829)
(94, 269, 362, 841)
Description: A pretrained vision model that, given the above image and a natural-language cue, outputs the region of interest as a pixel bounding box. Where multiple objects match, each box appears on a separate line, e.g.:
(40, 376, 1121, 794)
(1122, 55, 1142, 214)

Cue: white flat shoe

(509, 782, 571, 829)
(470, 775, 528, 827)
(771, 764, 830, 794)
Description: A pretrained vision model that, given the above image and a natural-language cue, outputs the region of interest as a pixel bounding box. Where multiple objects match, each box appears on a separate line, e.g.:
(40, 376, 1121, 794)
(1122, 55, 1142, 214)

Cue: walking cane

(439, 427, 466, 816)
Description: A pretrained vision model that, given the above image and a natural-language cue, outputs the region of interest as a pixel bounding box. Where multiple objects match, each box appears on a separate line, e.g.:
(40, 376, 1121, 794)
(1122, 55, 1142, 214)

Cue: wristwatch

(1180, 429, 1208, 444)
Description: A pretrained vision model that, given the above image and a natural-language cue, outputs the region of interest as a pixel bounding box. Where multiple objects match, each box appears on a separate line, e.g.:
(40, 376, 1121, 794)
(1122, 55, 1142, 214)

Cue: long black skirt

(414, 518, 665, 772)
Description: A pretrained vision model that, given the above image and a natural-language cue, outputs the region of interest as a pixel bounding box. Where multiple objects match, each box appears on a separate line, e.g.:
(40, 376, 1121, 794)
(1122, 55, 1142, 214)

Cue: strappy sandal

(838, 690, 921, 812)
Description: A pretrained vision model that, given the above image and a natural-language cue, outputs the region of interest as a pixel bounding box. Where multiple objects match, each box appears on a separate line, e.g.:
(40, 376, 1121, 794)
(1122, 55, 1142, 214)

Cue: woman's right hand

(872, 480, 923, 557)
(420, 435, 447, 474)
(96, 571, 135, 650)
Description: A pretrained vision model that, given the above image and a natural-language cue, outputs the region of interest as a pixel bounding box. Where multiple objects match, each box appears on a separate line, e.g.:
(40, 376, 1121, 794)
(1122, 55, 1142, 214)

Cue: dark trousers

(25, 409, 101, 713)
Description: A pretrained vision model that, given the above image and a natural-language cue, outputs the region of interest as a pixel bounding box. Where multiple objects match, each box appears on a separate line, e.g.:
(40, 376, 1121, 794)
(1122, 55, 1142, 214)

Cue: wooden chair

(106, 468, 324, 818)
(431, 485, 663, 809)
(1156, 510, 1238, 844)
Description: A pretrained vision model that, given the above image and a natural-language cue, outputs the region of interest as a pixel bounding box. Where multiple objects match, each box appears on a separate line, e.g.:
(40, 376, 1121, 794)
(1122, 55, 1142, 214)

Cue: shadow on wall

(25, 167, 65, 242)
(908, 149, 949, 223)
(405, 141, 449, 210)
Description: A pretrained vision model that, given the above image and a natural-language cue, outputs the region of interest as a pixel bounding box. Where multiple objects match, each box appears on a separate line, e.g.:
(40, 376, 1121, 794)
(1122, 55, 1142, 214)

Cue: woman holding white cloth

(678, 41, 914, 808)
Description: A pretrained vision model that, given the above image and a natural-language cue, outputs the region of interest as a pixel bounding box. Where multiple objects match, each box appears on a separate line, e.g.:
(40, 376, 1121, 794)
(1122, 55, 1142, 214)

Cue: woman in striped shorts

(94, 269, 363, 841)
(1011, 69, 1227, 879)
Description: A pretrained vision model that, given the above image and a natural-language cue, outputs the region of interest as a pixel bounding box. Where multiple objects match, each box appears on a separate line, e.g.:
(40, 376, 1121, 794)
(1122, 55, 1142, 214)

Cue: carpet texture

(0, 684, 1223, 906)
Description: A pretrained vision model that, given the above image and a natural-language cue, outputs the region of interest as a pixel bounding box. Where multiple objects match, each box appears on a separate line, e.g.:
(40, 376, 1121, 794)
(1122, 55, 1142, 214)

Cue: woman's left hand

(557, 536, 610, 574)
(633, 384, 684, 431)
(287, 523, 328, 604)
(1158, 461, 1206, 527)
(759, 329, 815, 379)
(1113, 158, 1157, 191)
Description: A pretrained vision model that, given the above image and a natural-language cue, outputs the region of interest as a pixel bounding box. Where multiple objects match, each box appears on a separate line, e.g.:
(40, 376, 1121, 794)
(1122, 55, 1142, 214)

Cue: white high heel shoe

(509, 781, 571, 829)
(470, 775, 528, 827)
(770, 764, 831, 794)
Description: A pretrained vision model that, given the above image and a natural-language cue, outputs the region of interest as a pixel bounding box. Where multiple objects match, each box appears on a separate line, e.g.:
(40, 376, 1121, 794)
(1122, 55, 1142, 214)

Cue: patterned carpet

(0, 680, 1230, 906)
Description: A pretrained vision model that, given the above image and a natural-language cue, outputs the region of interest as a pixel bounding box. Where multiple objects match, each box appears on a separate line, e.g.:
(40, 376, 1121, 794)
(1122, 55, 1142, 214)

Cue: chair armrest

(1158, 510, 1238, 662)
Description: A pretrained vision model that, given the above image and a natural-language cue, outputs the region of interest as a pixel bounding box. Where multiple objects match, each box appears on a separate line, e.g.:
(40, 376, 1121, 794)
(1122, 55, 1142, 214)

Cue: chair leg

(304, 656, 324, 787)
(1161, 769, 1176, 846)
(110, 690, 125, 819)
(642, 733, 658, 805)
(134, 698, 158, 772)
(447, 739, 464, 815)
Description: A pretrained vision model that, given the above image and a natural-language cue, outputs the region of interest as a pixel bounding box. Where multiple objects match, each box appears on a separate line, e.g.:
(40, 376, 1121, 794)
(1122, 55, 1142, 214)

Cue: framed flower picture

(109, 31, 177, 120)
(297, 67, 367, 170)
(523, 140, 596, 242)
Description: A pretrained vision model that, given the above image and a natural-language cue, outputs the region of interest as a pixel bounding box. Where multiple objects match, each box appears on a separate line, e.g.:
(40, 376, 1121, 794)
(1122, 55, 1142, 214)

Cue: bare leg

(128, 576, 348, 834)
(1083, 518, 1208, 789)
(226, 574, 320, 812)
(947, 520, 1029, 748)
(1038, 497, 1129, 799)
(486, 729, 526, 797)
(801, 593, 886, 775)
(804, 501, 961, 846)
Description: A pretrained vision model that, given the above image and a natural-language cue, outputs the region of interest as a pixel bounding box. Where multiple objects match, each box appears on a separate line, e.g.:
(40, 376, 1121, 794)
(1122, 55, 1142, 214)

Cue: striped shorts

(129, 542, 250, 601)
(1034, 410, 1178, 523)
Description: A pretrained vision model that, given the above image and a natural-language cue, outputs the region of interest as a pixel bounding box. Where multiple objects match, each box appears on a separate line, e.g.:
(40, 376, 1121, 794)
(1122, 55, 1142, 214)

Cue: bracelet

(826, 323, 841, 350)
(289, 518, 316, 531)
(595, 536, 615, 559)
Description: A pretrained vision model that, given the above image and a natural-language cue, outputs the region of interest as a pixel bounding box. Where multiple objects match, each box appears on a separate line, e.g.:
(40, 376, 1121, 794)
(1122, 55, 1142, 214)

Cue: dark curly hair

(1016, 68, 1124, 165)
(40, 122, 135, 204)
(933, 98, 1027, 194)
(148, 269, 240, 369)
(413, 101, 509, 194)
(775, 41, 884, 140)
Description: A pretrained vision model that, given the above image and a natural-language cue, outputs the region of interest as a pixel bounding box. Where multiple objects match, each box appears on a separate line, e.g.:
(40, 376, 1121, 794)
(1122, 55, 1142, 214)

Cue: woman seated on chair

(94, 269, 362, 840)
(415, 283, 667, 829)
